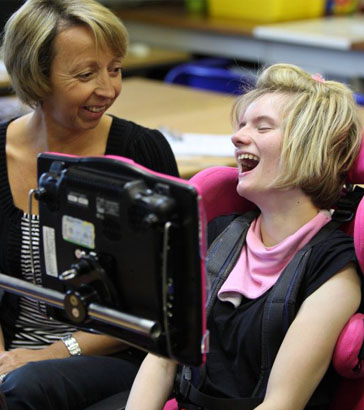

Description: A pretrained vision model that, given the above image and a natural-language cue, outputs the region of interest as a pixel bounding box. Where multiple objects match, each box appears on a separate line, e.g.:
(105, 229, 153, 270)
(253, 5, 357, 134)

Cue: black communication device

(36, 152, 206, 366)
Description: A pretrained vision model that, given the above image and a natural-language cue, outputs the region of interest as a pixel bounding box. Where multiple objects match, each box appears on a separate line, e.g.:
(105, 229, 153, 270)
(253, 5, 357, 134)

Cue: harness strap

(179, 378, 262, 410)
(205, 211, 258, 318)
(254, 218, 343, 398)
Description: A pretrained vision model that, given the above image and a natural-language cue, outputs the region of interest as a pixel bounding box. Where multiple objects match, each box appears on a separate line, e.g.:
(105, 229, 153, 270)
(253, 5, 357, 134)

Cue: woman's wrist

(39, 337, 78, 360)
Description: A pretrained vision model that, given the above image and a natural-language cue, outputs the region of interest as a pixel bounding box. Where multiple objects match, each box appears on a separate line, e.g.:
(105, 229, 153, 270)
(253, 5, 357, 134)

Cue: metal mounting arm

(0, 273, 160, 339)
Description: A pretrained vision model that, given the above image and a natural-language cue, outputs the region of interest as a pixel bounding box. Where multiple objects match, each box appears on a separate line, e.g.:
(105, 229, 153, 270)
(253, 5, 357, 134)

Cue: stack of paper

(254, 16, 364, 50)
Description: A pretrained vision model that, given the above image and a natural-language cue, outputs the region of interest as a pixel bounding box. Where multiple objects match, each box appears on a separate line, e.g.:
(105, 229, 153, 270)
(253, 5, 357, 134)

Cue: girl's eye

(258, 124, 273, 132)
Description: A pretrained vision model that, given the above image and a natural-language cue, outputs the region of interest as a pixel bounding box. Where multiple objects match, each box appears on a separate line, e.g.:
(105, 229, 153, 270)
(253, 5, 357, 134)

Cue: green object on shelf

(185, 0, 206, 14)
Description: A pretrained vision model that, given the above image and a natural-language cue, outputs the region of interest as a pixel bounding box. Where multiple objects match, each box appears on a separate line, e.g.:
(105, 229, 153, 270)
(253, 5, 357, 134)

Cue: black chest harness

(175, 193, 362, 410)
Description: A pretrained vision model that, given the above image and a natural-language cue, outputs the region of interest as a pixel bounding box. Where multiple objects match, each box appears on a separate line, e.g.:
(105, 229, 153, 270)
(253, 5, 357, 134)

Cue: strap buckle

(332, 186, 364, 223)
(179, 366, 192, 399)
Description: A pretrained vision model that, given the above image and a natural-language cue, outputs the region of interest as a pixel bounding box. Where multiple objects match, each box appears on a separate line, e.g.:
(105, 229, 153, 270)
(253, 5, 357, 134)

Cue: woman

(125, 64, 363, 410)
(0, 0, 178, 409)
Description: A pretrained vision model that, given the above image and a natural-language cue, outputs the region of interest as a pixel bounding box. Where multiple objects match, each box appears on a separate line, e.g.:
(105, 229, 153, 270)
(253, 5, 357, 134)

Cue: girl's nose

(231, 126, 251, 147)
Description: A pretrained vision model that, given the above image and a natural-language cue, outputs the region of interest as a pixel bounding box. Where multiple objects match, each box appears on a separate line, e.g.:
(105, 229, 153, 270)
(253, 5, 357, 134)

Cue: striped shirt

(9, 213, 76, 350)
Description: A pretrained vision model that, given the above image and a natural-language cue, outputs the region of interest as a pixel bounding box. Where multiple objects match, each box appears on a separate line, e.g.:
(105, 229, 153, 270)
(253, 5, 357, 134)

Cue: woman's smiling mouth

(84, 105, 107, 113)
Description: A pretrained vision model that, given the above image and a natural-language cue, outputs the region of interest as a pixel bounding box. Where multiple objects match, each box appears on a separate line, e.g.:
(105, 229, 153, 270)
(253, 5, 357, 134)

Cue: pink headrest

(347, 138, 364, 272)
(189, 166, 255, 223)
(347, 137, 364, 184)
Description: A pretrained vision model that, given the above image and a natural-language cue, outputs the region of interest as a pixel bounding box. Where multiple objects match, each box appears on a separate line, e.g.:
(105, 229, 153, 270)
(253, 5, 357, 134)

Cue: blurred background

(1, 0, 364, 126)
(2, 0, 364, 92)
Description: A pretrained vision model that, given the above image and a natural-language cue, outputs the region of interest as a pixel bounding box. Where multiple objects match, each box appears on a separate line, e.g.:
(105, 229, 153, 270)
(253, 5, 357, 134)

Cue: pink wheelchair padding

(332, 139, 364, 401)
(189, 166, 256, 222)
(347, 137, 364, 184)
(163, 399, 178, 410)
(354, 195, 364, 275)
(333, 313, 364, 379)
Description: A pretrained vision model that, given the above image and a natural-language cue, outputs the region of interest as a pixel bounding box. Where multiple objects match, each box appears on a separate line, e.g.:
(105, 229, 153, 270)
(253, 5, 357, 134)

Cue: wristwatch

(62, 334, 82, 356)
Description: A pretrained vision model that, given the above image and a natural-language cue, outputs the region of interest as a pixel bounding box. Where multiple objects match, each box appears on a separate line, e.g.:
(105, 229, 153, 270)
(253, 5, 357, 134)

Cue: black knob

(64, 286, 98, 324)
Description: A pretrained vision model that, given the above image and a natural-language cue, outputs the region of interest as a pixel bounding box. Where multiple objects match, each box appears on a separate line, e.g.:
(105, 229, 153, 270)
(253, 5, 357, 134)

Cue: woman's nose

(95, 73, 117, 99)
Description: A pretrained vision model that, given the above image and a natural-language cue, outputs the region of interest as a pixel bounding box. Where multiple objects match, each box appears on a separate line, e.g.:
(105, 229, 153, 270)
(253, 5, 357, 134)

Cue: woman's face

(231, 92, 288, 202)
(42, 24, 122, 132)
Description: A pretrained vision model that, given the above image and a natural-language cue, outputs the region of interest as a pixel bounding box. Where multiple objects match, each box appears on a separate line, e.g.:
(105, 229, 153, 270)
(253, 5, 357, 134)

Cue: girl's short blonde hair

(1, 0, 129, 108)
(233, 63, 363, 209)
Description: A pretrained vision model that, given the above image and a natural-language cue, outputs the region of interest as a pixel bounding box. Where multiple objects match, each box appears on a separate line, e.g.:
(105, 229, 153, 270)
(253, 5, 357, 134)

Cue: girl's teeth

(238, 153, 260, 172)
(238, 153, 259, 161)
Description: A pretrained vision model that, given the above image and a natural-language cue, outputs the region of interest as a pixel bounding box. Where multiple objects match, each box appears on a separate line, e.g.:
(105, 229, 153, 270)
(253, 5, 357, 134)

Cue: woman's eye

(111, 67, 122, 76)
(78, 72, 93, 80)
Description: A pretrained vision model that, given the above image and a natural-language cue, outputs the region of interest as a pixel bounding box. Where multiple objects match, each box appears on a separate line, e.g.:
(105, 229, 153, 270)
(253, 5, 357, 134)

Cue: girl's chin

(236, 183, 249, 198)
(236, 183, 258, 201)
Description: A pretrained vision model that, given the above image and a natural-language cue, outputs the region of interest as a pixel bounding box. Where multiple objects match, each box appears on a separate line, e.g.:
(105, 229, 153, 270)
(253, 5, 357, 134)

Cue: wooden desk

(0, 60, 10, 91)
(123, 44, 191, 71)
(107, 77, 237, 178)
(113, 5, 364, 78)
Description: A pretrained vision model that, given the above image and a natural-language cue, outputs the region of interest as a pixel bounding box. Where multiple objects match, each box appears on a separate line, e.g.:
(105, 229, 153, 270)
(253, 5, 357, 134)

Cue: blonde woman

(0, 0, 178, 408)
(126, 64, 363, 410)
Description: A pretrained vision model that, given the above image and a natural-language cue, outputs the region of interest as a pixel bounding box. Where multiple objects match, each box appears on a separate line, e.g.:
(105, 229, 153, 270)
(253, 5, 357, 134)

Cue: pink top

(218, 210, 332, 306)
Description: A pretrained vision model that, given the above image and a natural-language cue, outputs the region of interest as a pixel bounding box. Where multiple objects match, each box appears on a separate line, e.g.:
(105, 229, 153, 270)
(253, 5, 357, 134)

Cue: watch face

(63, 336, 81, 356)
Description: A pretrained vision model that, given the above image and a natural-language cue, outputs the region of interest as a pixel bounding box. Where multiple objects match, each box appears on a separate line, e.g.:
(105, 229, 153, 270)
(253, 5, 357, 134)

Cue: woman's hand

(0, 330, 128, 382)
(0, 347, 58, 379)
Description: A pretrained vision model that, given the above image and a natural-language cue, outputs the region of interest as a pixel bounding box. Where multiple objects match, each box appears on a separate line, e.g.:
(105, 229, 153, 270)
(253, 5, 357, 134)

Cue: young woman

(0, 0, 178, 408)
(126, 64, 363, 410)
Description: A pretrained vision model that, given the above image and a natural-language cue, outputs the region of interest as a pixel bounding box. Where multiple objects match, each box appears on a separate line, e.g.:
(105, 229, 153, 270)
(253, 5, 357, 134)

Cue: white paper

(164, 132, 234, 157)
(254, 16, 364, 50)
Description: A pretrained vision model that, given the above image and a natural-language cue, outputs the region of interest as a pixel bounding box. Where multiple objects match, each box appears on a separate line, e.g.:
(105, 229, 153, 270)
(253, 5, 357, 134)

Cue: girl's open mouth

(237, 153, 259, 172)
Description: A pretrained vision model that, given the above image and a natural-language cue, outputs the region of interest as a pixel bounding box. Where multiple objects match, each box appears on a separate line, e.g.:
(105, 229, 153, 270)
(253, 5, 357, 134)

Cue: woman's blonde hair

(1, 0, 129, 108)
(233, 63, 363, 209)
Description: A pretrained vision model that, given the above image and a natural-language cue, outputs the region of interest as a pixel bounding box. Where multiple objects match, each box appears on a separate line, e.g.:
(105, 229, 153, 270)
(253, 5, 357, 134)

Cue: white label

(62, 215, 95, 249)
(42, 226, 58, 277)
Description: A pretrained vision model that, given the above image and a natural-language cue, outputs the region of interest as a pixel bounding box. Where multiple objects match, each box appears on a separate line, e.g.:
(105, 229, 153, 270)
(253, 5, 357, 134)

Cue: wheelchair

(162, 149, 364, 410)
